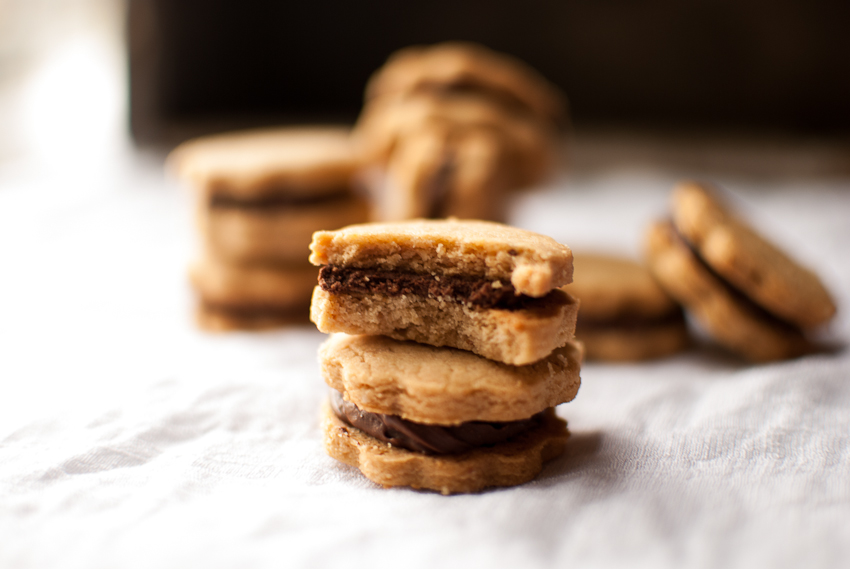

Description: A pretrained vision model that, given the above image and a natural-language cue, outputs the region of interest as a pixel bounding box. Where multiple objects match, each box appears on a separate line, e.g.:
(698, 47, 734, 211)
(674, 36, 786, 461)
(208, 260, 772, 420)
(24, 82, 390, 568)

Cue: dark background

(128, 0, 850, 146)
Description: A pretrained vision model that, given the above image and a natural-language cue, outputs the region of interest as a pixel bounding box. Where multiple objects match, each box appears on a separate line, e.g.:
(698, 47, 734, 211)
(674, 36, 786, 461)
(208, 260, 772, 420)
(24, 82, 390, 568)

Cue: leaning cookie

(562, 253, 689, 362)
(190, 256, 316, 331)
(170, 127, 368, 264)
(320, 333, 581, 494)
(309, 219, 578, 365)
(645, 220, 812, 362)
(671, 181, 836, 329)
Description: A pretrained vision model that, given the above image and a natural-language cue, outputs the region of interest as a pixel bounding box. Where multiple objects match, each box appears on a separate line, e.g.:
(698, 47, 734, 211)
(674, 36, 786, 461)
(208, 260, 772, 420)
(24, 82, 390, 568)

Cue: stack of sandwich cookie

(310, 219, 583, 493)
(645, 181, 836, 362)
(354, 42, 566, 222)
(169, 127, 369, 330)
(562, 253, 690, 362)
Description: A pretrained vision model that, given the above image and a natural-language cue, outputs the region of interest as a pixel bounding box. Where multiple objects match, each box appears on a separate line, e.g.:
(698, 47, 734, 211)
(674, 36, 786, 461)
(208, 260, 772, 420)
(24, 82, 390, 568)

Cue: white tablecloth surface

(1, 153, 849, 569)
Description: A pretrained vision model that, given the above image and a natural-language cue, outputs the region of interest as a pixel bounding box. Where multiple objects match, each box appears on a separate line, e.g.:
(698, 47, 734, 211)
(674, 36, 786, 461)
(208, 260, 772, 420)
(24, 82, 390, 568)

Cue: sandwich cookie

(562, 253, 689, 361)
(320, 333, 582, 494)
(170, 127, 369, 264)
(644, 182, 836, 362)
(309, 219, 579, 365)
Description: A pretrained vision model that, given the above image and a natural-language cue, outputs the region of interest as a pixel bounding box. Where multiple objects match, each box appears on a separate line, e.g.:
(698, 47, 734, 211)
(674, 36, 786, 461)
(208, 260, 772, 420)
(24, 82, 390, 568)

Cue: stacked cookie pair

(354, 43, 566, 222)
(646, 181, 836, 362)
(309, 219, 583, 494)
(169, 128, 368, 330)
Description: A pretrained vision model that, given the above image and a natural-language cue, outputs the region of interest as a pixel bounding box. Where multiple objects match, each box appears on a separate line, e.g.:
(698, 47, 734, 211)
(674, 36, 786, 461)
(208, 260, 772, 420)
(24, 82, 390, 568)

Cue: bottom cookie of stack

(318, 333, 582, 494)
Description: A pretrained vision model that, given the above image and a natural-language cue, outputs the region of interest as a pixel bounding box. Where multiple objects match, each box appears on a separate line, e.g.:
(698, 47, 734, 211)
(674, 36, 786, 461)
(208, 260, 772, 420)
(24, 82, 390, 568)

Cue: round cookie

(195, 303, 310, 332)
(168, 127, 359, 199)
(645, 220, 812, 362)
(562, 253, 689, 361)
(672, 181, 836, 329)
(364, 42, 567, 126)
(319, 333, 583, 424)
(323, 403, 569, 495)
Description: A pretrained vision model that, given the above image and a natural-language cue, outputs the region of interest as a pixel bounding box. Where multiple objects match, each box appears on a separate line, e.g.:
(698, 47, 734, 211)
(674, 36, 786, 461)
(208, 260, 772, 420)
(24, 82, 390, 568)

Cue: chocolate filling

(209, 189, 351, 210)
(318, 265, 542, 310)
(330, 390, 544, 455)
(577, 308, 686, 331)
(671, 223, 802, 334)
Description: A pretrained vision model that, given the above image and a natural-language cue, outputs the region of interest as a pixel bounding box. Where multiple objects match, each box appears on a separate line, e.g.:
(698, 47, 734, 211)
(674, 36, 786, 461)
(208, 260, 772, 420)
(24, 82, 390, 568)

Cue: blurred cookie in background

(562, 253, 690, 362)
(644, 181, 836, 362)
(354, 43, 566, 222)
(364, 41, 568, 127)
(169, 127, 369, 331)
(191, 255, 316, 331)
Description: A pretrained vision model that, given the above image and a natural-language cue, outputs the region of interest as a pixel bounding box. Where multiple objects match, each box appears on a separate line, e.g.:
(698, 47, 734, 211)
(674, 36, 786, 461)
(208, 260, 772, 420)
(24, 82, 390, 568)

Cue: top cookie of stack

(169, 127, 369, 330)
(354, 42, 567, 222)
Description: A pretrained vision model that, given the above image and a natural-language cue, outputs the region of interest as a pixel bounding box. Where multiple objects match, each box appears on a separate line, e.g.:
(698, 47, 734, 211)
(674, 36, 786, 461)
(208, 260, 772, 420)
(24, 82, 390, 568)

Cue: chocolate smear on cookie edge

(209, 188, 352, 210)
(318, 265, 547, 310)
(669, 222, 803, 334)
(330, 390, 546, 455)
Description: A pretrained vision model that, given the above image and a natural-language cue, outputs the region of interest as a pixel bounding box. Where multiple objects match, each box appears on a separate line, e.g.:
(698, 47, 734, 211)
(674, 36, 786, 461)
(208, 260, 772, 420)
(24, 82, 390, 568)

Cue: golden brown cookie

(168, 127, 359, 200)
(319, 334, 582, 424)
(645, 220, 812, 362)
(309, 219, 577, 365)
(309, 219, 573, 296)
(364, 42, 567, 127)
(671, 182, 836, 329)
(195, 303, 311, 332)
(562, 253, 690, 361)
(171, 127, 369, 264)
(323, 403, 569, 495)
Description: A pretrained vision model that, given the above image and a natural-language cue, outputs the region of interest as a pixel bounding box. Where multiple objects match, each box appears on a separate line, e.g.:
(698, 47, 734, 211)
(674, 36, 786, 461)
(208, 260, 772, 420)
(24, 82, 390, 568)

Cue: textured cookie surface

(168, 127, 358, 198)
(309, 219, 573, 297)
(311, 286, 578, 366)
(364, 42, 567, 126)
(645, 220, 811, 362)
(672, 181, 836, 328)
(323, 404, 569, 494)
(319, 333, 582, 424)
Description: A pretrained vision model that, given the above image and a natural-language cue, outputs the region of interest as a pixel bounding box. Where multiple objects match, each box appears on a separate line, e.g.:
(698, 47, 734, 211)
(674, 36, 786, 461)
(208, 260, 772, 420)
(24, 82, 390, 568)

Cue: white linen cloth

(1, 155, 849, 569)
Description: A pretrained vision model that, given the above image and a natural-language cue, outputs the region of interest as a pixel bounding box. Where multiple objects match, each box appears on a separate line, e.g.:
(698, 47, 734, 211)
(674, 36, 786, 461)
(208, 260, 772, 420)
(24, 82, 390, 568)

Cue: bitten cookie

(562, 253, 689, 362)
(190, 256, 317, 331)
(321, 333, 581, 494)
(309, 219, 579, 365)
(170, 127, 369, 264)
(645, 182, 835, 362)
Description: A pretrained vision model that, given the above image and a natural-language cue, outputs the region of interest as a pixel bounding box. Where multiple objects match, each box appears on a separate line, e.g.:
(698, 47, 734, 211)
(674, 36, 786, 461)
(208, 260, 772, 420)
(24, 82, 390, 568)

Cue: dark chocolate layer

(670, 224, 802, 334)
(329, 390, 545, 455)
(577, 307, 686, 331)
(210, 189, 350, 210)
(318, 265, 539, 310)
